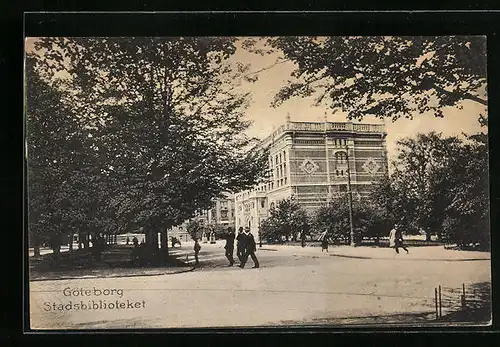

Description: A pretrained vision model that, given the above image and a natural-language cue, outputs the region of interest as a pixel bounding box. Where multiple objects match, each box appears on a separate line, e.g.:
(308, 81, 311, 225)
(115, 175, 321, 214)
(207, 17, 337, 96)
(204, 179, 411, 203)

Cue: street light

(345, 144, 356, 247)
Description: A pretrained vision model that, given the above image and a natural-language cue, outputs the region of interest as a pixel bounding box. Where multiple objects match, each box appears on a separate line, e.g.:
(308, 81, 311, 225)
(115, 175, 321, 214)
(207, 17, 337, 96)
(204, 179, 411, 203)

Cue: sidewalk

(256, 243, 490, 261)
(29, 245, 194, 281)
(30, 265, 195, 282)
(316, 245, 489, 261)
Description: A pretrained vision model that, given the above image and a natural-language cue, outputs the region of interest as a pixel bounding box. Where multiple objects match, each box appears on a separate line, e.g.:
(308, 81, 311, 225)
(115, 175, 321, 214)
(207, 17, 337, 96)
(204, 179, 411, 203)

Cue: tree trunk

(68, 233, 73, 252)
(78, 232, 83, 249)
(83, 232, 90, 248)
(32, 234, 41, 257)
(162, 229, 169, 256)
(34, 245, 41, 257)
(51, 235, 61, 255)
(426, 232, 432, 242)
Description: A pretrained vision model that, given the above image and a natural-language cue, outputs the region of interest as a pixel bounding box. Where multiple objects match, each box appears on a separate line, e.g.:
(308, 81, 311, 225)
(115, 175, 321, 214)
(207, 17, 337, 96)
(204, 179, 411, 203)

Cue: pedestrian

(126, 237, 130, 245)
(236, 227, 245, 263)
(301, 223, 309, 248)
(321, 237, 329, 252)
(132, 236, 138, 248)
(389, 225, 409, 254)
(319, 230, 329, 252)
(224, 227, 235, 266)
(239, 227, 260, 269)
(395, 228, 409, 254)
(194, 238, 201, 265)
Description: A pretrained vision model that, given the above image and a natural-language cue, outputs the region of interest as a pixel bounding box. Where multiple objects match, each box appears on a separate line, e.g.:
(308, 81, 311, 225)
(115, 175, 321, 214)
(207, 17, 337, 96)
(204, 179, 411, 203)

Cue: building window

(261, 199, 265, 208)
(336, 152, 347, 164)
(283, 150, 286, 161)
(341, 170, 344, 176)
(270, 202, 275, 209)
(284, 177, 287, 184)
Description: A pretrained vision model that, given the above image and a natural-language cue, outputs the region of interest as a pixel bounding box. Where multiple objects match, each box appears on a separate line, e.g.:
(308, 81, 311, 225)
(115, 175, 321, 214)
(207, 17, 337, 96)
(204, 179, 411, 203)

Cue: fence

(432, 282, 492, 321)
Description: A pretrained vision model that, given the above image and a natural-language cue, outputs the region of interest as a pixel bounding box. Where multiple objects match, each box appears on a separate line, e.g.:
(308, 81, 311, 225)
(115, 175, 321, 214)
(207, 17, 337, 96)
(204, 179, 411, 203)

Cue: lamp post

(324, 114, 332, 207)
(345, 144, 356, 247)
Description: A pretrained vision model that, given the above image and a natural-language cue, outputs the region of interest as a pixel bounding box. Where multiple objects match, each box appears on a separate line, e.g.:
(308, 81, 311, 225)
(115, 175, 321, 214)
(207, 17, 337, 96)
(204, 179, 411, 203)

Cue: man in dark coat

(236, 227, 245, 263)
(224, 227, 235, 266)
(239, 227, 260, 269)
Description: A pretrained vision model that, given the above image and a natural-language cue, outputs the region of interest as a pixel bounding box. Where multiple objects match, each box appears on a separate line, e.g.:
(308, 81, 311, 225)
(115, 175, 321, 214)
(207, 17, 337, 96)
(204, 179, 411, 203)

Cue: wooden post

(435, 287, 439, 320)
(438, 285, 442, 318)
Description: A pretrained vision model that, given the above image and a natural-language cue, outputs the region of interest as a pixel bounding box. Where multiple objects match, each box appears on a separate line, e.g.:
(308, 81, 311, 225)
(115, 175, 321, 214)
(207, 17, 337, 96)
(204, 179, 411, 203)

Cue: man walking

(194, 238, 201, 265)
(224, 227, 235, 266)
(389, 225, 409, 254)
(239, 227, 260, 269)
(236, 227, 245, 263)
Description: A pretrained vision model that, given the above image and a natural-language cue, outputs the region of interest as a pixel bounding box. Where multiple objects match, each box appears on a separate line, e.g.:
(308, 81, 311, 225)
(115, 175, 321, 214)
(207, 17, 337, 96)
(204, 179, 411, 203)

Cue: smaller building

(174, 193, 236, 242)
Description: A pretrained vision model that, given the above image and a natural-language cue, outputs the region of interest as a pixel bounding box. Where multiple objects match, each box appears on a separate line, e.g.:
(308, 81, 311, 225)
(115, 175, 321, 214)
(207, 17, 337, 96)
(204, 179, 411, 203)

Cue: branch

(432, 83, 488, 106)
(243, 58, 291, 78)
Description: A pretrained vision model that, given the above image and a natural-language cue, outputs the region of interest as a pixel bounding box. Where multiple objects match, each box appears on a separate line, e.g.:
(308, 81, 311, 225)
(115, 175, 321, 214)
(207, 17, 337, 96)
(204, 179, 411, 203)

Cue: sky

(25, 37, 487, 162)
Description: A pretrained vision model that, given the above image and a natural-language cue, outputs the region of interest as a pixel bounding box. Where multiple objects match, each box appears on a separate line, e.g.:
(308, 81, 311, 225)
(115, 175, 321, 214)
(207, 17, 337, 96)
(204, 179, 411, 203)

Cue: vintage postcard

(25, 36, 491, 329)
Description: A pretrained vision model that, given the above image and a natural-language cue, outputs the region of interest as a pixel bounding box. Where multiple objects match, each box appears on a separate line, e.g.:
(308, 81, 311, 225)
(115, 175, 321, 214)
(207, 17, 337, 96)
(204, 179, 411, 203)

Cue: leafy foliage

(260, 198, 309, 243)
(370, 131, 489, 247)
(186, 220, 203, 241)
(268, 36, 487, 121)
(27, 37, 269, 252)
(314, 195, 391, 244)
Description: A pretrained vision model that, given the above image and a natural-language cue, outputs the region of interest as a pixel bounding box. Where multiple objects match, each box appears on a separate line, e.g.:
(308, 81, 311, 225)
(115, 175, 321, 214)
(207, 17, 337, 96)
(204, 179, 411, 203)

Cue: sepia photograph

(25, 36, 491, 329)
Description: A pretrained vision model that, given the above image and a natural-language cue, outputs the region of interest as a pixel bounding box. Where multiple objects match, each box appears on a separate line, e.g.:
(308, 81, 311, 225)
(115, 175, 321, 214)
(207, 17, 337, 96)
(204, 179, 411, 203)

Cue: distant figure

(301, 226, 309, 248)
(389, 225, 409, 254)
(321, 237, 329, 252)
(319, 230, 329, 252)
(126, 237, 130, 245)
(224, 227, 235, 266)
(132, 236, 138, 248)
(194, 238, 201, 265)
(236, 227, 245, 262)
(239, 227, 260, 269)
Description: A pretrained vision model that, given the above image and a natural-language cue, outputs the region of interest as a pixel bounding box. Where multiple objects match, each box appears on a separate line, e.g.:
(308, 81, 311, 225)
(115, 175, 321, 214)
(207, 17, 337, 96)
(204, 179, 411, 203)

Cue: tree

(29, 37, 269, 253)
(314, 196, 389, 245)
(26, 55, 96, 257)
(443, 133, 489, 248)
(267, 36, 487, 121)
(391, 132, 464, 241)
(370, 130, 489, 246)
(260, 198, 309, 243)
(186, 220, 203, 241)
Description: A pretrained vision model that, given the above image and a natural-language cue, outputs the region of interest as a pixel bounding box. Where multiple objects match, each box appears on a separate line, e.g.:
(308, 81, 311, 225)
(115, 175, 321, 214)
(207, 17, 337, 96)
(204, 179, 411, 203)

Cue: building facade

(234, 119, 388, 241)
(173, 193, 236, 242)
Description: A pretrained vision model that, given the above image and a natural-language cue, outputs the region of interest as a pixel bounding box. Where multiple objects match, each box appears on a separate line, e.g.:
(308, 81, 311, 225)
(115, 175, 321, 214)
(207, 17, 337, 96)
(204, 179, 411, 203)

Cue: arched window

(270, 202, 275, 209)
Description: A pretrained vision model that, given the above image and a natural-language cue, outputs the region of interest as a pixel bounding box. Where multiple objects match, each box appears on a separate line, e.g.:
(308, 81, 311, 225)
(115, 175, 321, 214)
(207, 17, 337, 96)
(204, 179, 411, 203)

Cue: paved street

(29, 242, 491, 329)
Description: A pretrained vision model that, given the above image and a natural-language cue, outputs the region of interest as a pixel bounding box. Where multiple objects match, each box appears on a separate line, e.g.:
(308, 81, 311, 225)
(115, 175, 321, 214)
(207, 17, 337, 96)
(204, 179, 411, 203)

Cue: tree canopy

(370, 131, 489, 246)
(263, 36, 487, 121)
(27, 37, 269, 252)
(260, 198, 309, 243)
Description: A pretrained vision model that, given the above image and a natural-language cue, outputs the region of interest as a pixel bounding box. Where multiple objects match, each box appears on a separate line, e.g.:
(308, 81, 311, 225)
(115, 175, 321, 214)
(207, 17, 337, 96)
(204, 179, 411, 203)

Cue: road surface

(29, 242, 491, 329)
